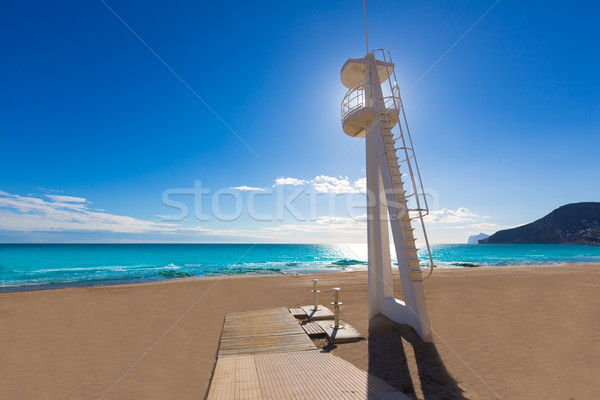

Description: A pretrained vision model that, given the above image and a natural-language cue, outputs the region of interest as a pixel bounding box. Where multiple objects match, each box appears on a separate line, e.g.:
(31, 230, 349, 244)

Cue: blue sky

(1, 0, 599, 243)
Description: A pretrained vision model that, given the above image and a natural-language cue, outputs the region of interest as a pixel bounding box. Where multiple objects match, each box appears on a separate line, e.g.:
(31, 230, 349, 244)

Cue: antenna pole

(363, 0, 369, 53)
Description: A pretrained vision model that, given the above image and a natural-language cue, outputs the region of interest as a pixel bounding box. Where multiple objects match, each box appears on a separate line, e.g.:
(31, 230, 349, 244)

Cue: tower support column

(366, 123, 394, 318)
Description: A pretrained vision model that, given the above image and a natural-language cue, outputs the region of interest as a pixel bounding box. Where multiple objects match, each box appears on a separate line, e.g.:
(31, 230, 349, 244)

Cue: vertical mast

(363, 0, 369, 53)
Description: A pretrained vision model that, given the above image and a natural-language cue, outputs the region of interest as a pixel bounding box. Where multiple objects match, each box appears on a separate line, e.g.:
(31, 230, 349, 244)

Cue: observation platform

(340, 55, 401, 137)
(342, 105, 399, 137)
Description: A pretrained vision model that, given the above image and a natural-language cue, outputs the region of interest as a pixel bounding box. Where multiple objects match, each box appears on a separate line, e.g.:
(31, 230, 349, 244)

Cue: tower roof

(340, 57, 395, 88)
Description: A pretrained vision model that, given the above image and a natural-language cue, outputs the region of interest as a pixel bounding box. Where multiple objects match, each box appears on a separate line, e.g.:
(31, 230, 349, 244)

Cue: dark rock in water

(480, 202, 600, 244)
(451, 262, 480, 268)
(158, 270, 195, 278)
(467, 233, 489, 244)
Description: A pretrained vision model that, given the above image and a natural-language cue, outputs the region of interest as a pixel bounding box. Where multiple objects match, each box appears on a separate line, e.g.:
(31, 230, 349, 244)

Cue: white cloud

(230, 186, 265, 191)
(353, 177, 367, 193)
(271, 175, 366, 194)
(0, 191, 176, 233)
(274, 177, 307, 186)
(315, 215, 367, 224)
(311, 175, 356, 193)
(0, 189, 367, 242)
(37, 187, 64, 193)
(45, 194, 87, 203)
(308, 175, 366, 194)
(463, 222, 520, 232)
(426, 207, 479, 223)
(0, 181, 507, 245)
(466, 222, 504, 231)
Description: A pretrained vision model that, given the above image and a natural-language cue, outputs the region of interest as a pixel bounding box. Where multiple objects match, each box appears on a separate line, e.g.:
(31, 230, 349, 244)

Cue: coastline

(4, 242, 600, 293)
(2, 264, 599, 399)
(3, 261, 600, 293)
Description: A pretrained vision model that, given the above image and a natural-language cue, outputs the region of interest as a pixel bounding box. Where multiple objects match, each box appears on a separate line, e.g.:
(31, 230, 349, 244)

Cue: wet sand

(1, 264, 599, 399)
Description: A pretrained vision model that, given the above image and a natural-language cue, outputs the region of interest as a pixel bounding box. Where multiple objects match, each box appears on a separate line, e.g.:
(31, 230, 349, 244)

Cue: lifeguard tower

(341, 49, 434, 342)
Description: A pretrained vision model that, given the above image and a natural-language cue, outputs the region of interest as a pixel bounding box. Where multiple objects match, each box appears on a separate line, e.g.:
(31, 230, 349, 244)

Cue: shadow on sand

(367, 314, 467, 399)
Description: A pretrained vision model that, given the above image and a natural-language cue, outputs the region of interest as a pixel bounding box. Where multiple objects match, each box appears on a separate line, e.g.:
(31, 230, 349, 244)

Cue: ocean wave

(158, 270, 196, 278)
(329, 259, 368, 267)
(205, 266, 283, 276)
(285, 262, 301, 267)
(10, 263, 186, 275)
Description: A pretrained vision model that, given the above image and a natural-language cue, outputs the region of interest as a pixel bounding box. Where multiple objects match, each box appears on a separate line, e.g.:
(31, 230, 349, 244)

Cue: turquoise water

(1, 243, 599, 291)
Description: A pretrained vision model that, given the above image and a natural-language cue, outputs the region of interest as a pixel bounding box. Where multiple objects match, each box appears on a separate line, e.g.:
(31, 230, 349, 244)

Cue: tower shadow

(368, 314, 467, 399)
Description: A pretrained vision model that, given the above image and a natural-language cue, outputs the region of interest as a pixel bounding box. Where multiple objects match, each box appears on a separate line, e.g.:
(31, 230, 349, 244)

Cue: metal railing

(342, 80, 402, 125)
(383, 85, 401, 111)
(341, 79, 368, 124)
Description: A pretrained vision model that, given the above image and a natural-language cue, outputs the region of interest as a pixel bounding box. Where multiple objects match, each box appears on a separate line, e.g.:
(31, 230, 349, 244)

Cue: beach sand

(2, 264, 599, 399)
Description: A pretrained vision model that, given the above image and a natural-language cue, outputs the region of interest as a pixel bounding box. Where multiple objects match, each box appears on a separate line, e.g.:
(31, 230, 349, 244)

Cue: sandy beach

(2, 264, 599, 399)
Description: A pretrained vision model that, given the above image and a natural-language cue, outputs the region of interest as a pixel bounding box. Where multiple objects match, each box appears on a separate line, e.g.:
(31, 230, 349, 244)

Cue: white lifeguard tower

(341, 49, 434, 342)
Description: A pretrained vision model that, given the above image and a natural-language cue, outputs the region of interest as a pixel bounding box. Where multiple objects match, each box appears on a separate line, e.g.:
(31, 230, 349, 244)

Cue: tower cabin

(341, 55, 398, 137)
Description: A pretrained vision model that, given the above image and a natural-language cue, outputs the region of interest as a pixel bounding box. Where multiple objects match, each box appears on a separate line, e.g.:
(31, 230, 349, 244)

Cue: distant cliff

(480, 202, 600, 244)
(467, 233, 489, 244)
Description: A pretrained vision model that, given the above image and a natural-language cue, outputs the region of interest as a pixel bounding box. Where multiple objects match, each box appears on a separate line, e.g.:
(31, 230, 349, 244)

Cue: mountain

(479, 202, 600, 244)
(467, 233, 489, 244)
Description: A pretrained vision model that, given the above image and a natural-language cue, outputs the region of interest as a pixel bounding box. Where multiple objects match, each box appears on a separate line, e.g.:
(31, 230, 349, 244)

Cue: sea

(1, 243, 600, 291)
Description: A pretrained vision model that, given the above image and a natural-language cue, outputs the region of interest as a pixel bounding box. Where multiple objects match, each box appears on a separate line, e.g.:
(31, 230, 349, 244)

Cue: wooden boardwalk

(207, 307, 409, 399)
(218, 308, 316, 357)
(300, 321, 326, 337)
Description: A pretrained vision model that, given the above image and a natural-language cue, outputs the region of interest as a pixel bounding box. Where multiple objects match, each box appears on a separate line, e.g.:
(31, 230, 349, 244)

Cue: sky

(1, 0, 599, 244)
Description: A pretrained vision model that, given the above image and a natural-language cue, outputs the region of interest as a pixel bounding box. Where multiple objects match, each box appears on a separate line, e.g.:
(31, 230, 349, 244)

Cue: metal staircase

(380, 111, 432, 281)
(373, 48, 435, 280)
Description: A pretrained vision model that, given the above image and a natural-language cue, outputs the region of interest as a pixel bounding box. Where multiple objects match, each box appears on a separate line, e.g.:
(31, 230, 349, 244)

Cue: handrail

(342, 81, 402, 124)
(340, 79, 368, 123)
(374, 48, 435, 280)
(383, 86, 401, 111)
